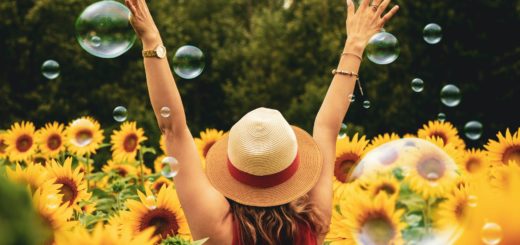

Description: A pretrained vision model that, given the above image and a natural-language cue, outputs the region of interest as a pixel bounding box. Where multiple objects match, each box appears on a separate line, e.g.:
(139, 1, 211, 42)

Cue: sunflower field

(0, 117, 519, 244)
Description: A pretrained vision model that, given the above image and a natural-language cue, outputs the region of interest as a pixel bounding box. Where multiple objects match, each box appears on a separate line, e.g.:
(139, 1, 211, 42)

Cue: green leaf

(398, 193, 426, 212)
(98, 143, 111, 149)
(140, 146, 157, 155)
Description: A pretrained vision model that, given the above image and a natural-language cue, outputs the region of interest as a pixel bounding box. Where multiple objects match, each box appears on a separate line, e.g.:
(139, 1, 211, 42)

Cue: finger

(125, 0, 138, 16)
(371, 0, 383, 7)
(380, 5, 399, 24)
(376, 0, 391, 16)
(346, 0, 355, 19)
(359, 0, 370, 11)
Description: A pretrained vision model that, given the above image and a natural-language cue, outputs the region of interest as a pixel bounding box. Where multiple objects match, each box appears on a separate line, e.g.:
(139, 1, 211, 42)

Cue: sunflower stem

(86, 152, 91, 191)
(138, 148, 145, 188)
(425, 197, 432, 234)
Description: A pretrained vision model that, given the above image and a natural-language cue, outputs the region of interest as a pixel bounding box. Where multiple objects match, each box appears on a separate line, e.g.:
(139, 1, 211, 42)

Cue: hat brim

(205, 126, 323, 207)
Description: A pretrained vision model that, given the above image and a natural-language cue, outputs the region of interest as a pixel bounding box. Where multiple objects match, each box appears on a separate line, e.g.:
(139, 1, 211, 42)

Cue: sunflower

(488, 161, 520, 190)
(334, 133, 369, 183)
(194, 128, 225, 160)
(111, 122, 147, 162)
(0, 132, 8, 159)
(403, 133, 416, 138)
(33, 181, 74, 243)
(121, 186, 191, 240)
(36, 122, 66, 159)
(6, 163, 49, 193)
(327, 191, 406, 245)
(31, 152, 49, 166)
(147, 176, 173, 194)
(360, 173, 400, 199)
(5, 121, 37, 162)
(435, 186, 472, 230)
(418, 121, 466, 150)
(102, 160, 138, 177)
(55, 223, 158, 245)
(366, 133, 401, 152)
(45, 158, 91, 210)
(80, 200, 97, 215)
(485, 128, 520, 166)
(65, 117, 104, 156)
(460, 148, 489, 176)
(403, 142, 460, 199)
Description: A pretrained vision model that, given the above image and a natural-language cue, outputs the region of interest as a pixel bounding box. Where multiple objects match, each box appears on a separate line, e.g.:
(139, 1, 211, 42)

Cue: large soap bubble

(366, 31, 400, 65)
(342, 138, 465, 244)
(172, 45, 206, 79)
(75, 0, 136, 58)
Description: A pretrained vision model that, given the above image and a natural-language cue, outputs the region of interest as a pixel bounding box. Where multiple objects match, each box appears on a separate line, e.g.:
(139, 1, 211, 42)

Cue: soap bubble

(440, 84, 461, 107)
(464, 121, 483, 140)
(75, 0, 136, 58)
(423, 23, 443, 44)
(437, 113, 447, 122)
(366, 31, 400, 65)
(172, 45, 205, 79)
(41, 60, 60, 80)
(345, 138, 463, 244)
(160, 107, 171, 118)
(363, 100, 371, 109)
(113, 106, 127, 122)
(348, 94, 356, 102)
(411, 78, 424, 92)
(161, 156, 180, 178)
(481, 222, 502, 245)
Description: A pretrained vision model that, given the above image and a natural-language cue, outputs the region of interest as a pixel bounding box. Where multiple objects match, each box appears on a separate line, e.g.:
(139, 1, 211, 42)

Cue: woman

(125, 0, 399, 244)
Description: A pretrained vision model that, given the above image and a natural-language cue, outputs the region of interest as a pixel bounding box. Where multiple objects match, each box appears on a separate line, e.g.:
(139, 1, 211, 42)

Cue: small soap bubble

(411, 78, 424, 92)
(113, 106, 127, 122)
(464, 121, 483, 140)
(363, 100, 371, 109)
(423, 23, 443, 44)
(160, 107, 171, 118)
(161, 156, 180, 178)
(41, 60, 60, 80)
(440, 84, 461, 107)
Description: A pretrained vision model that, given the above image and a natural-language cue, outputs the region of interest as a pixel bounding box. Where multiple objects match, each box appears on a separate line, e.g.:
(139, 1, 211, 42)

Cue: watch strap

(142, 50, 157, 58)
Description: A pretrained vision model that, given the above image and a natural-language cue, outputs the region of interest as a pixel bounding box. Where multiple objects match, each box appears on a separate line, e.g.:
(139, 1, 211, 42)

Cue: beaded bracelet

(331, 69, 365, 96)
(331, 69, 358, 77)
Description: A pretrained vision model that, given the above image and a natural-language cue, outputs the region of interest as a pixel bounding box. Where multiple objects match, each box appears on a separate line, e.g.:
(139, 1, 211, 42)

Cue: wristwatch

(142, 44, 167, 59)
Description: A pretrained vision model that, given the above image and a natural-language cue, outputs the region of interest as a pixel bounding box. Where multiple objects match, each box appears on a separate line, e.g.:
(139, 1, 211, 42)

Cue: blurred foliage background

(1, 0, 519, 150)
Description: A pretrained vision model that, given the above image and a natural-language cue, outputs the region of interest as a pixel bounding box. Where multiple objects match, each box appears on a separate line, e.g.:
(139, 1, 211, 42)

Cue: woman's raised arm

(125, 0, 231, 241)
(309, 0, 399, 237)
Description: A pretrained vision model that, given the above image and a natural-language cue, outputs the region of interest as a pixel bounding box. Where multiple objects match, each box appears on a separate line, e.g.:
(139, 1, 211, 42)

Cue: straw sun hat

(206, 108, 323, 207)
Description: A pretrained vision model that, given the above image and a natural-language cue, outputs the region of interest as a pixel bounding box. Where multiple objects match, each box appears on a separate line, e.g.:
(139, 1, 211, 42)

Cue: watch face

(156, 45, 166, 58)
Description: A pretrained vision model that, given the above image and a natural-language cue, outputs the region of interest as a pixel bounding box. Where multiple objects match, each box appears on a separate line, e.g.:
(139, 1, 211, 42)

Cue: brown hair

(229, 195, 326, 245)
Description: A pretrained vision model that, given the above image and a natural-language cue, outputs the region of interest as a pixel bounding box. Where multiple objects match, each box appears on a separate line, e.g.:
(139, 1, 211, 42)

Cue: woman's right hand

(125, 0, 161, 45)
(344, 0, 399, 54)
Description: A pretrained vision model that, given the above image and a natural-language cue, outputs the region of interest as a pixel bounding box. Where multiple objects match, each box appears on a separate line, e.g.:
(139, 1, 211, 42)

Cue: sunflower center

(334, 153, 360, 183)
(417, 157, 446, 181)
(202, 140, 217, 158)
(503, 146, 520, 165)
(123, 134, 138, 152)
(55, 177, 78, 206)
(466, 158, 482, 173)
(33, 156, 47, 165)
(454, 198, 468, 223)
(375, 183, 396, 196)
(359, 215, 395, 245)
(140, 208, 179, 238)
(47, 134, 62, 150)
(16, 134, 33, 152)
(153, 181, 166, 192)
(431, 132, 448, 145)
(75, 130, 93, 146)
(116, 167, 128, 177)
(0, 139, 7, 154)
